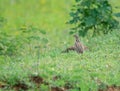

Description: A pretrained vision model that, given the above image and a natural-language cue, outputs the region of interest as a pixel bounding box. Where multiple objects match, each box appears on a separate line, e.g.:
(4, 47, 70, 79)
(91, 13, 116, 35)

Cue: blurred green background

(0, 0, 74, 32)
(0, 0, 120, 91)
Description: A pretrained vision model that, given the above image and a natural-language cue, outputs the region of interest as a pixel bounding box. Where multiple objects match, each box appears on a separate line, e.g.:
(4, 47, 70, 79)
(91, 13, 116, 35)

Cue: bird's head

(73, 35, 80, 42)
(73, 35, 79, 39)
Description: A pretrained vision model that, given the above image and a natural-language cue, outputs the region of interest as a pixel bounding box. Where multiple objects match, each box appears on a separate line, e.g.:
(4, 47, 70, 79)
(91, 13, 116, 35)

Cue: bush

(68, 0, 119, 36)
(0, 16, 7, 28)
(0, 24, 47, 56)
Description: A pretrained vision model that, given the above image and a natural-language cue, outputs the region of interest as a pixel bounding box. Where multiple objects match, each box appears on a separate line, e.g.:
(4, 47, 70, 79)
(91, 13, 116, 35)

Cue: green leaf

(27, 36, 41, 40)
(42, 38, 48, 43)
(69, 31, 75, 35)
(75, 0, 81, 2)
(69, 12, 76, 17)
(39, 30, 46, 34)
(114, 12, 120, 17)
(85, 16, 96, 27)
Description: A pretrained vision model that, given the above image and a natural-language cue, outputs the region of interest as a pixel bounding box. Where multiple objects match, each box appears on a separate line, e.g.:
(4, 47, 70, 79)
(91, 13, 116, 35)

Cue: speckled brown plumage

(74, 35, 84, 53)
(62, 35, 88, 54)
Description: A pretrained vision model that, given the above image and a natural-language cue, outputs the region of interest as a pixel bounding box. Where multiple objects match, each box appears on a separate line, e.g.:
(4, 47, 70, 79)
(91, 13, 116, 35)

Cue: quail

(62, 35, 88, 54)
(73, 35, 84, 53)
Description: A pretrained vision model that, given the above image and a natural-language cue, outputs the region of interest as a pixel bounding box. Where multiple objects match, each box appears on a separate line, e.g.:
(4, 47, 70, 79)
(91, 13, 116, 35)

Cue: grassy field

(0, 0, 120, 91)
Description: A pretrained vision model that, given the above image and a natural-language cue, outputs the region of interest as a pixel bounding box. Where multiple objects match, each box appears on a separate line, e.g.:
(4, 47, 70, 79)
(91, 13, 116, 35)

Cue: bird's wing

(75, 42, 84, 53)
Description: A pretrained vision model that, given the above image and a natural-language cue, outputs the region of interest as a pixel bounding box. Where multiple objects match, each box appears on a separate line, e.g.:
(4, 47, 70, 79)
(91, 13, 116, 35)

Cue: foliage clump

(0, 24, 47, 56)
(68, 0, 119, 36)
(0, 16, 7, 28)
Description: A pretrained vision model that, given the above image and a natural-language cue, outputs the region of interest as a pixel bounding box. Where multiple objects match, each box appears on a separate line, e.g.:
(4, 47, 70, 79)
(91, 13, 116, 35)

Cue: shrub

(68, 0, 119, 36)
(0, 24, 47, 56)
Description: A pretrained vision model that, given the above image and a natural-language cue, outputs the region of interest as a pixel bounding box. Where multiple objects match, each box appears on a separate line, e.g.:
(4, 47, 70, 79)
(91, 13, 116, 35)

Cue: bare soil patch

(12, 82, 28, 91)
(98, 85, 120, 91)
(0, 76, 120, 91)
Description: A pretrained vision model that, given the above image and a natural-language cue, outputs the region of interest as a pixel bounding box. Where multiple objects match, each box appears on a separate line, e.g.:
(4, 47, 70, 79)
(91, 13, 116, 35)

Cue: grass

(0, 0, 120, 91)
(0, 30, 120, 90)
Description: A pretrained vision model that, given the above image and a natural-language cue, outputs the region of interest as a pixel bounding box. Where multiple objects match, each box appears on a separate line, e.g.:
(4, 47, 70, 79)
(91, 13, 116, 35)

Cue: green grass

(0, 30, 120, 90)
(0, 0, 120, 91)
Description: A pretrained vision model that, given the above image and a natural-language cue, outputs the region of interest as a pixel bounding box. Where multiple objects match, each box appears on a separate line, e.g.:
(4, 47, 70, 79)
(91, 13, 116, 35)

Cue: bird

(62, 35, 88, 54)
(73, 35, 84, 53)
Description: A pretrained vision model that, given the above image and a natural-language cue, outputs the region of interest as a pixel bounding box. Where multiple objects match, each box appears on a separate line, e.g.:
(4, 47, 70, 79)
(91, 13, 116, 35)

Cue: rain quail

(62, 35, 88, 54)
(73, 35, 84, 53)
